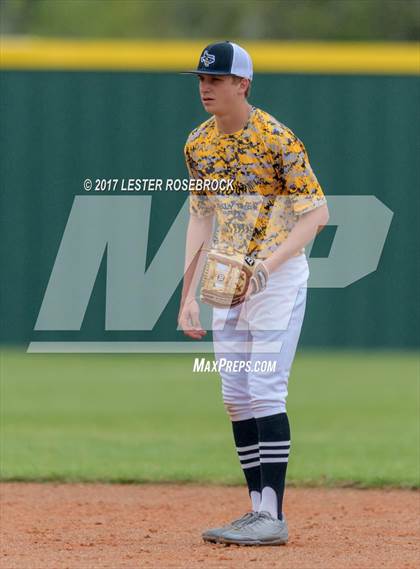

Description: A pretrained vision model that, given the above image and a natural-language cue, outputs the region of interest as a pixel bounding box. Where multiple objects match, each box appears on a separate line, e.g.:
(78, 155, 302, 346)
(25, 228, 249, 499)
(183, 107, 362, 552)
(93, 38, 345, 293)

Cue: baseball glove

(200, 248, 269, 308)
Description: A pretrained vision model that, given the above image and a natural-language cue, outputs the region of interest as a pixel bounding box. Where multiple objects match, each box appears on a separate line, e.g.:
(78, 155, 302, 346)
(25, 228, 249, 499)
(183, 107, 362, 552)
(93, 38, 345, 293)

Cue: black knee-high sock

(256, 412, 290, 520)
(232, 418, 261, 510)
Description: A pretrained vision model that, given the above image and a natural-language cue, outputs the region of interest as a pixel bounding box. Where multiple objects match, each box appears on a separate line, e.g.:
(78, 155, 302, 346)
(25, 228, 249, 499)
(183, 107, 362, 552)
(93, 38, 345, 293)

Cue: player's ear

(241, 78, 251, 98)
(230, 75, 250, 98)
(233, 77, 246, 95)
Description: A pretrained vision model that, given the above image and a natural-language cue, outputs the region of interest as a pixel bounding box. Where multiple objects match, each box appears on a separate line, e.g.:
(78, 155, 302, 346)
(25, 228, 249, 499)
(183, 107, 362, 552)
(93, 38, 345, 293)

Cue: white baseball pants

(212, 253, 309, 421)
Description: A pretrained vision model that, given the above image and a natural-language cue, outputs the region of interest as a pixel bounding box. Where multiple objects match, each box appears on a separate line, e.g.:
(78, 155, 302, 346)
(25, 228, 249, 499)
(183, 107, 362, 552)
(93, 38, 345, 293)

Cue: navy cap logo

(200, 50, 216, 68)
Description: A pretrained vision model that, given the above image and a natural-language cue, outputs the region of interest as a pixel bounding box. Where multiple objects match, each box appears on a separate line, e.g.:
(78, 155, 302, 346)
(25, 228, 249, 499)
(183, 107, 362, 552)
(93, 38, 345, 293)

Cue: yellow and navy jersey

(184, 107, 326, 259)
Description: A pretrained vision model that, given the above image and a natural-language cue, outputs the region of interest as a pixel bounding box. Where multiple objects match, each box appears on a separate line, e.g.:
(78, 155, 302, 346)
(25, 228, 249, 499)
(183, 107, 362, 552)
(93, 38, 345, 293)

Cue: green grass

(1, 349, 418, 487)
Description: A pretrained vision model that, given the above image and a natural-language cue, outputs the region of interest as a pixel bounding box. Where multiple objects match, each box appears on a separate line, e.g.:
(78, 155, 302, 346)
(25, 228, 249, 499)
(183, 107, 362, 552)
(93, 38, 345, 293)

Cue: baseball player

(178, 41, 329, 546)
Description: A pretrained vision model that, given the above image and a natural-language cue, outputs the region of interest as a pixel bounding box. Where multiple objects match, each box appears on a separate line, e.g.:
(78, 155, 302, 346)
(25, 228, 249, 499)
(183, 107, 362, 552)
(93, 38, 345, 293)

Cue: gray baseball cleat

(202, 511, 258, 543)
(219, 511, 288, 545)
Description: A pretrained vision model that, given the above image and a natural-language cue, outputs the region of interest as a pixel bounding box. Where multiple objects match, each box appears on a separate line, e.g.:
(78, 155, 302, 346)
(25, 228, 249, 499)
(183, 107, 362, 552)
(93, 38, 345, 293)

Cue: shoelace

(257, 511, 275, 520)
(232, 511, 257, 527)
(249, 511, 277, 528)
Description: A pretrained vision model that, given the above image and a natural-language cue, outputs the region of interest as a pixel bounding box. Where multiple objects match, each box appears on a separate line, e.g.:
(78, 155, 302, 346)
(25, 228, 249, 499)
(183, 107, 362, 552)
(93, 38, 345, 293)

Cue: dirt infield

(1, 483, 418, 569)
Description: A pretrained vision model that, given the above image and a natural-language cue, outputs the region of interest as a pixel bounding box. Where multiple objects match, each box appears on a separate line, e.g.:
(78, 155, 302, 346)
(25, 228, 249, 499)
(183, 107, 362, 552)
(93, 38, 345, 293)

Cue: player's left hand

(244, 260, 269, 301)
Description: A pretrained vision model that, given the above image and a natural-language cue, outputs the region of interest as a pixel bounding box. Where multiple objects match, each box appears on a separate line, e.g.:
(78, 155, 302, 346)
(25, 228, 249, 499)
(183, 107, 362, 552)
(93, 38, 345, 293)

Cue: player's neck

(215, 102, 253, 135)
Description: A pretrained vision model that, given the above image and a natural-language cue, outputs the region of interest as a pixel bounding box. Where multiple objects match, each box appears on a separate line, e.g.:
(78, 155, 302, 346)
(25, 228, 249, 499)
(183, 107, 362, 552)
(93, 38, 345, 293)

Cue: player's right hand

(178, 298, 207, 340)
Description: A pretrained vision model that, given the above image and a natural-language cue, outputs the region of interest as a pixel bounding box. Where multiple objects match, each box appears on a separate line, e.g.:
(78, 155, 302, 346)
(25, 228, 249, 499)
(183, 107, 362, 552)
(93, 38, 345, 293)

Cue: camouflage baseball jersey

(184, 106, 326, 259)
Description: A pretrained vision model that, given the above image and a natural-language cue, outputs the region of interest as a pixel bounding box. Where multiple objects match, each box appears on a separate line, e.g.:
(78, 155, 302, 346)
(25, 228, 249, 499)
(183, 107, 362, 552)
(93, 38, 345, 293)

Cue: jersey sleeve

(184, 144, 215, 218)
(279, 132, 326, 215)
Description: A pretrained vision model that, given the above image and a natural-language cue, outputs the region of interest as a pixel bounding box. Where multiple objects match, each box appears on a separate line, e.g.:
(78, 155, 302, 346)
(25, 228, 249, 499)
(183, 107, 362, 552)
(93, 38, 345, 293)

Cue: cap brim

(179, 70, 233, 76)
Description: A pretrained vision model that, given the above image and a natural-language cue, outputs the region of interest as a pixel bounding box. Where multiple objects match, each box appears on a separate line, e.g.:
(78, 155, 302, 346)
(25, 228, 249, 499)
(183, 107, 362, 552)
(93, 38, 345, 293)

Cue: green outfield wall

(1, 41, 419, 348)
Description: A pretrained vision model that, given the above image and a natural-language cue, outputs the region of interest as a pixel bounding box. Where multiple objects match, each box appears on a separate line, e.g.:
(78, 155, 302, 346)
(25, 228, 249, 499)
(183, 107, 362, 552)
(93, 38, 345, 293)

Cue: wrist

(182, 294, 196, 304)
(264, 247, 288, 274)
(263, 257, 275, 275)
